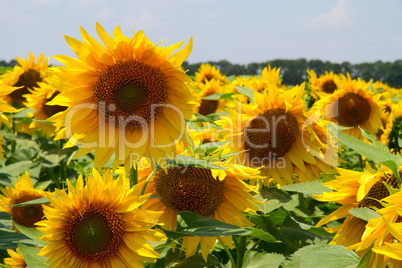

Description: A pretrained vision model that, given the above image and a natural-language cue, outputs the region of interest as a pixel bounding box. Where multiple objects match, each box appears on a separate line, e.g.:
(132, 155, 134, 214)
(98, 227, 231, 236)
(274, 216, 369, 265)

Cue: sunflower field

(1, 23, 402, 268)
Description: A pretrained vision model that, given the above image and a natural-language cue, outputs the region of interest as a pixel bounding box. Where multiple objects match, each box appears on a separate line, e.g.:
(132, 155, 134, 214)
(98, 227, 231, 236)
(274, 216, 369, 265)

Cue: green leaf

(0, 228, 40, 249)
(189, 113, 221, 128)
(162, 249, 220, 268)
(12, 221, 48, 246)
(17, 242, 48, 268)
(161, 211, 251, 238)
(280, 181, 333, 196)
(360, 128, 389, 151)
(235, 86, 256, 104)
(11, 108, 35, 118)
(9, 197, 50, 207)
(260, 187, 291, 203)
(300, 245, 360, 268)
(0, 161, 38, 177)
(329, 124, 402, 183)
(202, 92, 235, 101)
(175, 155, 227, 170)
(242, 251, 285, 268)
(349, 208, 381, 222)
(243, 227, 277, 242)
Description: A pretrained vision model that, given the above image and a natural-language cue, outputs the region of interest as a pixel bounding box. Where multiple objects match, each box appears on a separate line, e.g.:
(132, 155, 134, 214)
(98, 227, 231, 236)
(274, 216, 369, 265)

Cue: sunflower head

(381, 101, 402, 154)
(0, 53, 49, 106)
(195, 63, 227, 85)
(308, 70, 340, 100)
(48, 22, 197, 170)
(4, 248, 27, 268)
(0, 171, 48, 229)
(195, 78, 230, 115)
(37, 169, 166, 267)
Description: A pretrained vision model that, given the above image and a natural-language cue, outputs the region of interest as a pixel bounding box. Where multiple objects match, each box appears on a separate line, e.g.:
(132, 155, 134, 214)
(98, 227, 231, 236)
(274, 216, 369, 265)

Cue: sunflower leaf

(243, 227, 277, 242)
(174, 155, 227, 170)
(348, 207, 381, 222)
(9, 197, 50, 207)
(329, 124, 402, 184)
(12, 221, 49, 246)
(235, 86, 256, 104)
(280, 181, 333, 196)
(17, 242, 48, 268)
(242, 251, 285, 268)
(202, 92, 235, 101)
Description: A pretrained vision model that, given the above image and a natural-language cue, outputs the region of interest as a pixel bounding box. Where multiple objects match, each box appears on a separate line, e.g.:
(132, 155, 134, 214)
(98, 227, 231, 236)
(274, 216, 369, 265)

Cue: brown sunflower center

(203, 74, 214, 83)
(11, 194, 45, 228)
(10, 69, 42, 104)
(153, 166, 225, 217)
(93, 60, 167, 129)
(322, 80, 337, 94)
(43, 92, 67, 117)
(244, 108, 299, 166)
(336, 93, 371, 127)
(66, 207, 124, 263)
(359, 174, 399, 209)
(198, 99, 219, 115)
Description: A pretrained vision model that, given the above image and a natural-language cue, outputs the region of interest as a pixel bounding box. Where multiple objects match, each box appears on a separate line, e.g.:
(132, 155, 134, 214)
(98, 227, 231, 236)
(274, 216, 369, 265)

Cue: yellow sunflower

(47, 22, 197, 170)
(220, 83, 337, 185)
(0, 171, 48, 230)
(37, 168, 166, 267)
(23, 81, 65, 137)
(194, 63, 227, 85)
(348, 187, 402, 267)
(0, 86, 20, 159)
(136, 160, 262, 261)
(310, 73, 383, 139)
(380, 101, 402, 154)
(195, 78, 229, 115)
(3, 248, 26, 268)
(0, 52, 49, 106)
(307, 70, 340, 100)
(314, 167, 401, 266)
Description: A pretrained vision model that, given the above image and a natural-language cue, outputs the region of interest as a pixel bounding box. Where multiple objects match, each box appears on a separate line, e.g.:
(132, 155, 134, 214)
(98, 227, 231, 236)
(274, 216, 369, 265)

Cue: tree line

(182, 59, 402, 88)
(1, 58, 401, 88)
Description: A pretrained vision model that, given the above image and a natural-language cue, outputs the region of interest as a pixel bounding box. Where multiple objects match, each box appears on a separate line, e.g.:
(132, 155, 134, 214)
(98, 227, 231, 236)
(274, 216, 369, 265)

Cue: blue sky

(0, 0, 401, 65)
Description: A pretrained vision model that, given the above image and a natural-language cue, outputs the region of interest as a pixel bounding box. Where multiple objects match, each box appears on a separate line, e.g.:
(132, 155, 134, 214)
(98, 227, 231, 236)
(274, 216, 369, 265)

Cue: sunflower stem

(129, 164, 138, 188)
(235, 236, 247, 268)
(58, 140, 65, 187)
(140, 169, 156, 196)
(221, 242, 236, 268)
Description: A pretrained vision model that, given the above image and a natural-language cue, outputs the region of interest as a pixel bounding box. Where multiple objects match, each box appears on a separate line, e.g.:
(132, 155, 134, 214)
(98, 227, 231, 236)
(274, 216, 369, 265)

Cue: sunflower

(23, 81, 65, 137)
(194, 63, 227, 85)
(0, 171, 48, 230)
(307, 70, 340, 100)
(0, 53, 49, 106)
(314, 167, 401, 266)
(220, 83, 337, 185)
(348, 186, 402, 267)
(37, 168, 166, 267)
(136, 160, 262, 261)
(47, 22, 197, 170)
(0, 86, 20, 159)
(195, 78, 229, 116)
(3, 248, 26, 268)
(380, 101, 402, 154)
(310, 73, 383, 139)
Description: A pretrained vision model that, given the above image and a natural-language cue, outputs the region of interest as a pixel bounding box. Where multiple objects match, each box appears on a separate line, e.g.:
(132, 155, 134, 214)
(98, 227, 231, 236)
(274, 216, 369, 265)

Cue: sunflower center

(322, 80, 337, 94)
(67, 207, 124, 263)
(358, 174, 399, 209)
(43, 92, 67, 117)
(244, 108, 299, 166)
(198, 99, 219, 115)
(336, 93, 371, 127)
(94, 60, 167, 129)
(153, 166, 225, 217)
(10, 69, 42, 104)
(11, 194, 45, 228)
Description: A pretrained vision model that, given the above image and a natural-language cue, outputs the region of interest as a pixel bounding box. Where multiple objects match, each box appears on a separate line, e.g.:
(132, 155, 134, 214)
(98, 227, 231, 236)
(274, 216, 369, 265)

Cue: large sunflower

(314, 167, 401, 266)
(136, 160, 262, 261)
(48, 22, 197, 170)
(310, 73, 383, 139)
(0, 171, 48, 230)
(37, 168, 166, 267)
(220, 83, 337, 185)
(194, 63, 227, 85)
(23, 81, 66, 137)
(0, 53, 49, 106)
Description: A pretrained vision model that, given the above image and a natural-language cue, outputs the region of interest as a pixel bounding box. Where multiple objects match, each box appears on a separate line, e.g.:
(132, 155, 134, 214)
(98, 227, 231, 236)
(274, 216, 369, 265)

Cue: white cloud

(302, 0, 356, 29)
(96, 7, 116, 21)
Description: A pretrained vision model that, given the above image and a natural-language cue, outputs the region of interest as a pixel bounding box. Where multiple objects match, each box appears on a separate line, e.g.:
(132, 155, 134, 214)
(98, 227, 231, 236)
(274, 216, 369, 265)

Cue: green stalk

(221, 242, 236, 268)
(140, 169, 156, 196)
(129, 164, 138, 188)
(235, 236, 247, 268)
